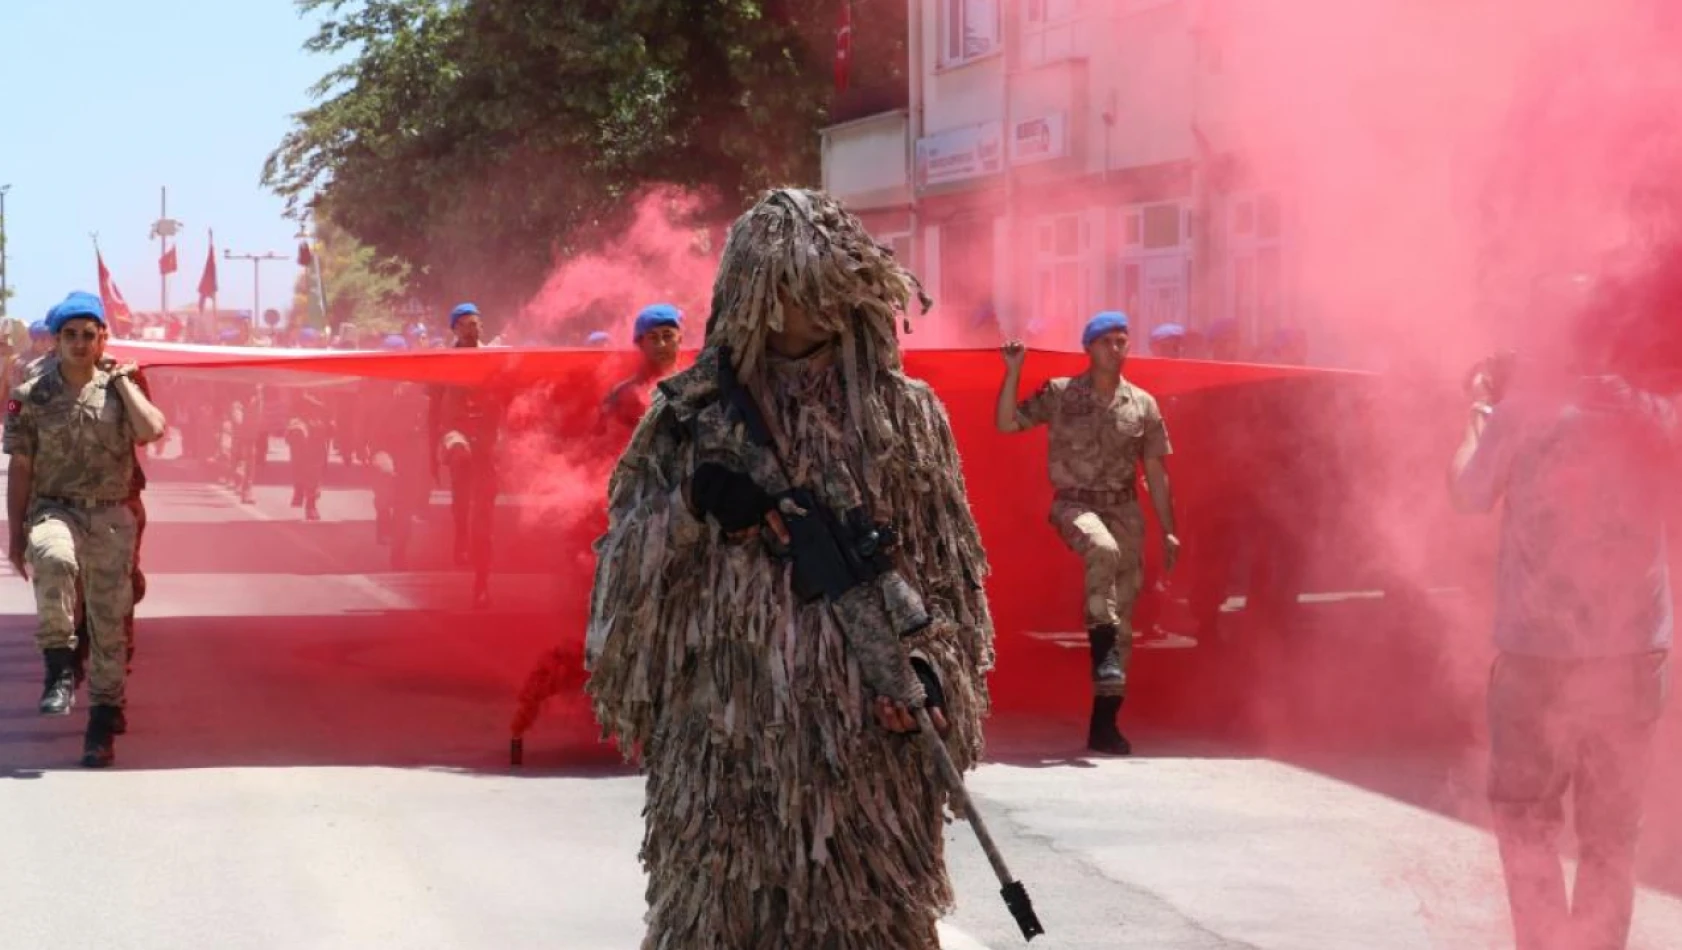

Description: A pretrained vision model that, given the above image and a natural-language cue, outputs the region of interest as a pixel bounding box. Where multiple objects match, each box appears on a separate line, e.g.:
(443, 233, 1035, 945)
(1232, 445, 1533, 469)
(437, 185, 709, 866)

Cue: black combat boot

(39, 648, 77, 716)
(1088, 696, 1131, 756)
(81, 705, 119, 768)
(1086, 625, 1131, 755)
(304, 492, 322, 522)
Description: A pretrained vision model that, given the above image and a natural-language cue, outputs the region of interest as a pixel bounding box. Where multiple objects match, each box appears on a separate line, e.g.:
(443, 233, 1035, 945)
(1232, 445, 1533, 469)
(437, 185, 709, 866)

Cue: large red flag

(835, 1, 852, 93)
(197, 231, 218, 314)
(96, 250, 134, 336)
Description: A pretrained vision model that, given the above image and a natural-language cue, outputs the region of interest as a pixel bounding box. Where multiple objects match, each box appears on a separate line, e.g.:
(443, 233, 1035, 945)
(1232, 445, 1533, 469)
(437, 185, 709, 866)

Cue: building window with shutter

(941, 0, 1001, 67)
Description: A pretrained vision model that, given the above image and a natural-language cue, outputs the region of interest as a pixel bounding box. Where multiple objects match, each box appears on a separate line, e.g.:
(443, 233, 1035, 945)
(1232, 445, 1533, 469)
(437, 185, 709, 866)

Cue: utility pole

(149, 186, 183, 317)
(0, 184, 11, 317)
(223, 248, 287, 327)
(294, 213, 329, 327)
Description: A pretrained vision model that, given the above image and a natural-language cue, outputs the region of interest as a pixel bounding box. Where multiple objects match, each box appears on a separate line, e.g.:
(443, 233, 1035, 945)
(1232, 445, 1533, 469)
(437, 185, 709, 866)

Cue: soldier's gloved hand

(688, 462, 775, 534)
(873, 657, 950, 736)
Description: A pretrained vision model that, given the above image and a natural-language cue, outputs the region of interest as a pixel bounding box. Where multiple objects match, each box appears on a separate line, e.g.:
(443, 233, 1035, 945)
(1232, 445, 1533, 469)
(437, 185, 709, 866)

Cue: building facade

(822, 0, 1297, 354)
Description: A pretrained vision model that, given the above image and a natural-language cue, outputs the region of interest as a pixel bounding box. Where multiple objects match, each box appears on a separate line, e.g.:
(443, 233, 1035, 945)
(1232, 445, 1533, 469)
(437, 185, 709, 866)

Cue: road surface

(0, 447, 1680, 948)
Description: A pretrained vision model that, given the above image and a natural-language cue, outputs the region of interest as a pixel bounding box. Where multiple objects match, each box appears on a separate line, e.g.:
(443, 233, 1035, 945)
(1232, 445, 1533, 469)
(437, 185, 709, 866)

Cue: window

(943, 0, 1001, 66)
(1033, 212, 1091, 332)
(1226, 190, 1290, 346)
(881, 233, 914, 272)
(1026, 0, 1081, 23)
(1141, 204, 1181, 249)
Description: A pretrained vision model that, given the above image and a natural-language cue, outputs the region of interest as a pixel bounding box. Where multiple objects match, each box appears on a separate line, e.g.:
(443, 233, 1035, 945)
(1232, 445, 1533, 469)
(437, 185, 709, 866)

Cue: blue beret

(48, 292, 106, 333)
(218, 329, 240, 343)
(380, 334, 408, 350)
(633, 303, 682, 341)
(1081, 311, 1129, 349)
(298, 327, 321, 343)
(449, 303, 479, 328)
(29, 319, 51, 339)
(585, 331, 612, 346)
(1149, 323, 1186, 342)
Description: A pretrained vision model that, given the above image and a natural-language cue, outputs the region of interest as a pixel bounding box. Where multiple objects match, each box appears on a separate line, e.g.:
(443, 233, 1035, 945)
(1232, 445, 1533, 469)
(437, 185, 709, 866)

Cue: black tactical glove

(689, 462, 776, 533)
(909, 656, 946, 712)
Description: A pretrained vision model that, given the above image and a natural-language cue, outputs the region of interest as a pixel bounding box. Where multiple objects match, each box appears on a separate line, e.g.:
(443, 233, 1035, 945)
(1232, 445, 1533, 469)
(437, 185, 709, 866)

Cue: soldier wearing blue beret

(996, 310, 1180, 755)
(5, 291, 168, 767)
(427, 302, 505, 608)
(600, 303, 684, 432)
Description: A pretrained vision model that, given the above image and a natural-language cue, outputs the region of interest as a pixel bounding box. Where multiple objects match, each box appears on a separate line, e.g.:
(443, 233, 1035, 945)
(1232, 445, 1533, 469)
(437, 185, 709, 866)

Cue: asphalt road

(0, 444, 1680, 949)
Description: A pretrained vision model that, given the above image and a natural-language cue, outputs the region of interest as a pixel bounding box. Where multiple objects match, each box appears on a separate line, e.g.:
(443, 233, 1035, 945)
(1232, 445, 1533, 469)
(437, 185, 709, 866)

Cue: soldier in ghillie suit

(585, 188, 996, 950)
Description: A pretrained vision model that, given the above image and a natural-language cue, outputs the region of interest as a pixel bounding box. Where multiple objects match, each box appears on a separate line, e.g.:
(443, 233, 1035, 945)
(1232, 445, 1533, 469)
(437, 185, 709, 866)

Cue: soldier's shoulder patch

(5, 399, 19, 416)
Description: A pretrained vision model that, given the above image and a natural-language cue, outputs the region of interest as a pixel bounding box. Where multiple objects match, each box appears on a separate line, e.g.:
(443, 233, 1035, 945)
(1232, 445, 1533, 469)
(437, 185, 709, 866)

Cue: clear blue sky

(1, 0, 341, 323)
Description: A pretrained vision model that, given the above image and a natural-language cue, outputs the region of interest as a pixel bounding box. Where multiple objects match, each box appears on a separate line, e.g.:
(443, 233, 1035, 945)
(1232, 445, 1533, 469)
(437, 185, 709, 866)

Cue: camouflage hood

(662, 188, 930, 426)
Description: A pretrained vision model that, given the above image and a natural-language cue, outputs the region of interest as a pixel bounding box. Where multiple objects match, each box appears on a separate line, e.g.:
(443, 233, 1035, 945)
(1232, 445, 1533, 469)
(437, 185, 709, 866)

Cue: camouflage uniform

(4, 364, 141, 711)
(1015, 373, 1171, 699)
(367, 381, 431, 564)
(429, 384, 502, 571)
(285, 389, 333, 519)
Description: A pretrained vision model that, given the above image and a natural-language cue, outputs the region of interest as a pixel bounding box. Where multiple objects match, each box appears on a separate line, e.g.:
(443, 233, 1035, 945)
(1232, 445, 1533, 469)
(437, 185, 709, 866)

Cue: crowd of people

(1, 185, 1672, 950)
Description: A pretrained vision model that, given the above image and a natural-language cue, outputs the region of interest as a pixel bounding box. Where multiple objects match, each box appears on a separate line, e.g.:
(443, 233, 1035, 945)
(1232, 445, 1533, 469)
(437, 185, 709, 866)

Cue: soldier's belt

(1054, 486, 1137, 506)
(37, 496, 128, 511)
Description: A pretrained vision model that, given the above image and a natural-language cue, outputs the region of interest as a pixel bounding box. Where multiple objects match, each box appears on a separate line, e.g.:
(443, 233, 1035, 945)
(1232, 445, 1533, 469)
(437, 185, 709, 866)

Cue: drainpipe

(907, 0, 924, 276)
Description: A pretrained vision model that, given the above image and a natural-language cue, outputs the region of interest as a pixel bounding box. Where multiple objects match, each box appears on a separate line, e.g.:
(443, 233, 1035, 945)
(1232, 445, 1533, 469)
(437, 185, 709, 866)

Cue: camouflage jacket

(3, 363, 139, 502)
(1016, 371, 1172, 495)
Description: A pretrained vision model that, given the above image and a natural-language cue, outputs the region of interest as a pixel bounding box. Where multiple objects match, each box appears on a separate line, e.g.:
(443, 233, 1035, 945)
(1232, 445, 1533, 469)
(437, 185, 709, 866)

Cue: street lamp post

(223, 249, 287, 329)
(148, 186, 183, 316)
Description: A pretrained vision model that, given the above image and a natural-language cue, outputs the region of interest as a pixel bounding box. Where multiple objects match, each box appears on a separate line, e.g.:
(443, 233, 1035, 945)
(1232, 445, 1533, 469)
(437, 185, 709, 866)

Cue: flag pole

(159, 186, 167, 316)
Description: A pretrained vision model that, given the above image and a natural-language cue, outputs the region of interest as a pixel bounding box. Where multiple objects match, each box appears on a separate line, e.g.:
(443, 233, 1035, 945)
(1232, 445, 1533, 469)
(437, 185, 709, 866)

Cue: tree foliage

(291, 212, 411, 333)
(265, 0, 906, 320)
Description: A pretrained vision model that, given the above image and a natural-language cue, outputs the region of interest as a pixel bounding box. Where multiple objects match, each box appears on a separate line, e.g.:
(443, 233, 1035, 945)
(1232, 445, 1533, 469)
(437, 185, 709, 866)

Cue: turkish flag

(835, 1, 852, 94)
(96, 250, 134, 336)
(159, 245, 178, 275)
(198, 231, 219, 314)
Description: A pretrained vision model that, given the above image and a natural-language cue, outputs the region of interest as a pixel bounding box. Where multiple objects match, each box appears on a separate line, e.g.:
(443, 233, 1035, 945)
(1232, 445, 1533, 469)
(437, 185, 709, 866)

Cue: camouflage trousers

(286, 420, 329, 500)
(372, 443, 431, 550)
(1051, 497, 1144, 698)
(27, 500, 138, 707)
(441, 430, 497, 571)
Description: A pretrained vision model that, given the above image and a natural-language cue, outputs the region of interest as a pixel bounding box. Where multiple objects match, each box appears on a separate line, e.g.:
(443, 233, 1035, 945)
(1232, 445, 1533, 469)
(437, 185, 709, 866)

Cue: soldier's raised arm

(995, 340, 1030, 433)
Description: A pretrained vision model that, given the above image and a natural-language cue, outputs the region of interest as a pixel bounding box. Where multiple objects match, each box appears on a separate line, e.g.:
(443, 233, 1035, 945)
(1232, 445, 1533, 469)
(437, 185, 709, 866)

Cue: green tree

(293, 213, 411, 333)
(265, 0, 906, 318)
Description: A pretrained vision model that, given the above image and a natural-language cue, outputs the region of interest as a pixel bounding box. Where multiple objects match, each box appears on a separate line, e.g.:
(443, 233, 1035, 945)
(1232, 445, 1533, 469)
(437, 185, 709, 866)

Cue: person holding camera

(995, 311, 1180, 756)
(1450, 289, 1676, 950)
(585, 189, 994, 950)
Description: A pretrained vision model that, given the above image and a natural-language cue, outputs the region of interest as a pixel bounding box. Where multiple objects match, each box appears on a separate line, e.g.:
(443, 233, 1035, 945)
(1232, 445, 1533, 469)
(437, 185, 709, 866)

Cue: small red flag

(96, 250, 134, 336)
(198, 231, 219, 314)
(159, 245, 178, 275)
(835, 1, 852, 94)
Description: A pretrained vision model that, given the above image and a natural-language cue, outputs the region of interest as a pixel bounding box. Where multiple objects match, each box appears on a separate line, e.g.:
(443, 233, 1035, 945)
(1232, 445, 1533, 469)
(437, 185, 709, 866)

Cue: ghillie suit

(585, 188, 997, 949)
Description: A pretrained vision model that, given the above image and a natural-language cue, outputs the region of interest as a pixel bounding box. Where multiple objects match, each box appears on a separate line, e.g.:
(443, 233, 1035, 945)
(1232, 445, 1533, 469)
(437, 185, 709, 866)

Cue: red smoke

(516, 186, 719, 343)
